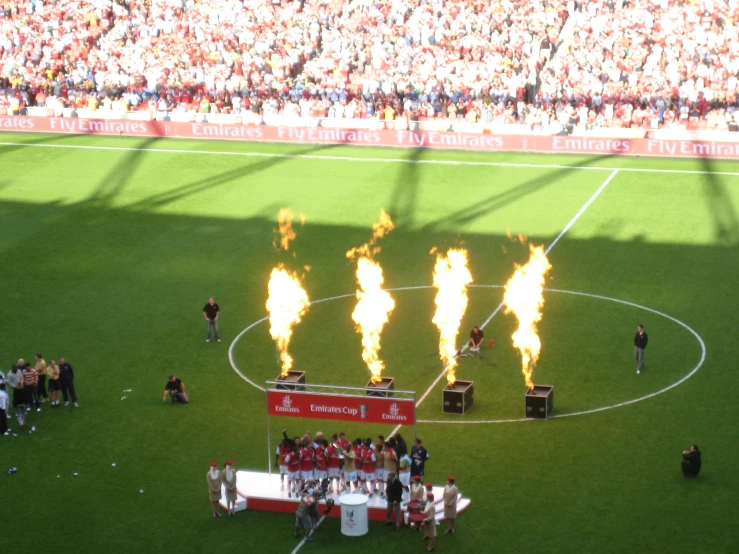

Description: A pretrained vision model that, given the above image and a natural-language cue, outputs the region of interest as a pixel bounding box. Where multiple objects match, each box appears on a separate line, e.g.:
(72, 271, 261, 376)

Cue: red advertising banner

(3, 115, 739, 159)
(266, 389, 415, 426)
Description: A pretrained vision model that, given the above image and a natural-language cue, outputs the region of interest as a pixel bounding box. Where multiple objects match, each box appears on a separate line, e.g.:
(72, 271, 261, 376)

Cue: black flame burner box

(442, 380, 474, 414)
(525, 385, 554, 419)
(366, 377, 395, 398)
(276, 370, 306, 391)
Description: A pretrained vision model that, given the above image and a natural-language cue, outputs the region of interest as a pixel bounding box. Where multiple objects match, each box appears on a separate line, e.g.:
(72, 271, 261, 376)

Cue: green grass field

(0, 132, 737, 554)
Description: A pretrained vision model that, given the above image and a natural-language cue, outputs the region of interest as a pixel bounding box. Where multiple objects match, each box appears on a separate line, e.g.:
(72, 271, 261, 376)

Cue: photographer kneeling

(681, 445, 701, 479)
(294, 479, 335, 541)
(163, 375, 189, 404)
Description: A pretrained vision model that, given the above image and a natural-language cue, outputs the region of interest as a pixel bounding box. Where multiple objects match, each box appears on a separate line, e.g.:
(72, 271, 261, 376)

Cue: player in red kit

(314, 440, 328, 483)
(326, 435, 342, 494)
(285, 446, 301, 497)
(362, 438, 377, 497)
(353, 438, 365, 493)
(276, 437, 293, 491)
(299, 442, 315, 492)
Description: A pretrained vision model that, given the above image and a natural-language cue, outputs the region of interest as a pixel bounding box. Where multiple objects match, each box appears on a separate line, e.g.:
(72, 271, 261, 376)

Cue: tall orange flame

(346, 210, 395, 384)
(431, 248, 473, 386)
(267, 209, 310, 377)
(502, 244, 552, 390)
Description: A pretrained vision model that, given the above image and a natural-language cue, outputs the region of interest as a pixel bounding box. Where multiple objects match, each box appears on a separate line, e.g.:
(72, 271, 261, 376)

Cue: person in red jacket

(313, 440, 328, 482)
(285, 446, 301, 497)
(326, 436, 342, 494)
(299, 442, 315, 492)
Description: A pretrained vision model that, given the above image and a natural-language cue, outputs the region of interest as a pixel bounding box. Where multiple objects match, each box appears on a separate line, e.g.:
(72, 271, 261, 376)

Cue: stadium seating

(1, 0, 738, 130)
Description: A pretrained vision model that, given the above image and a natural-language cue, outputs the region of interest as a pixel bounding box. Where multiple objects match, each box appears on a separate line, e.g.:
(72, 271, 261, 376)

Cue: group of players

(277, 429, 429, 503)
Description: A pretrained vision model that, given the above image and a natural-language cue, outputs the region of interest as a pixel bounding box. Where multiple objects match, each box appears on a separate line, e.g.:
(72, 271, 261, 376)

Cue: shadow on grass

(421, 153, 615, 231)
(388, 146, 424, 229)
(697, 150, 739, 246)
(87, 136, 164, 207)
(125, 142, 341, 211)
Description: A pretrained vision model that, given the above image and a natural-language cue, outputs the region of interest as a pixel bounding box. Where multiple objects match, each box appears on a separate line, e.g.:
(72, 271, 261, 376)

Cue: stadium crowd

(0, 0, 738, 130)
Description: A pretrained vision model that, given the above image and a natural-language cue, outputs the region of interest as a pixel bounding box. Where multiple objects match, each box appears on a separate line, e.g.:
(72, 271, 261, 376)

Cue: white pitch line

(229, 285, 706, 424)
(417, 287, 707, 423)
(390, 169, 620, 436)
(3, 141, 739, 176)
(290, 515, 326, 554)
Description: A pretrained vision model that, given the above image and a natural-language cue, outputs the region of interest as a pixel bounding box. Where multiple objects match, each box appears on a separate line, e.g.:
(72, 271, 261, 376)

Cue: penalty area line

(389, 169, 619, 437)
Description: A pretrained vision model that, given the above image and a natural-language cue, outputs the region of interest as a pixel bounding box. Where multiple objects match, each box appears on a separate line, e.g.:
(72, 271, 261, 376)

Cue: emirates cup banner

(266, 389, 415, 425)
(4, 115, 739, 159)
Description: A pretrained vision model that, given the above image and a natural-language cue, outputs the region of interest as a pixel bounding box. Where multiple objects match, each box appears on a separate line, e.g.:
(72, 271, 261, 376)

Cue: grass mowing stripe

(392, 169, 620, 436)
(3, 140, 739, 176)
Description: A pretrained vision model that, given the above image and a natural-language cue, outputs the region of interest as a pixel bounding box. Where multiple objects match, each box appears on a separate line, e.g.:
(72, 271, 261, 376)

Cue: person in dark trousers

(410, 438, 430, 478)
(35, 353, 48, 403)
(58, 357, 78, 407)
(384, 474, 403, 529)
(0, 382, 9, 435)
(394, 433, 408, 458)
(163, 375, 189, 404)
(203, 297, 220, 342)
(634, 324, 648, 374)
(468, 326, 484, 353)
(681, 445, 701, 478)
(22, 362, 40, 412)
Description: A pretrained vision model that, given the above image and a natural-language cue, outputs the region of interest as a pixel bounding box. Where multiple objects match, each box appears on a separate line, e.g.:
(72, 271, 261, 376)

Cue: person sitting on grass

(468, 326, 484, 353)
(681, 445, 701, 478)
(163, 375, 189, 404)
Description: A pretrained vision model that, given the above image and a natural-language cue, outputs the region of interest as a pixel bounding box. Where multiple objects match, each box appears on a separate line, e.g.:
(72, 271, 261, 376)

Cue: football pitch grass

(0, 132, 737, 554)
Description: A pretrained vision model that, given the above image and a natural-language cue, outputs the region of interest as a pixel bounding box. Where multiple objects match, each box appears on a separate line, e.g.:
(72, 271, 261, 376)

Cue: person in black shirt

(163, 375, 189, 404)
(384, 474, 403, 529)
(410, 438, 429, 477)
(203, 297, 220, 343)
(681, 445, 701, 478)
(634, 324, 648, 374)
(468, 326, 484, 353)
(58, 357, 78, 407)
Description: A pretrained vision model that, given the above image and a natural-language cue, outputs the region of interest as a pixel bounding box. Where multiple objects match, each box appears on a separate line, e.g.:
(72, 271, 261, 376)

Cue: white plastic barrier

(340, 494, 368, 536)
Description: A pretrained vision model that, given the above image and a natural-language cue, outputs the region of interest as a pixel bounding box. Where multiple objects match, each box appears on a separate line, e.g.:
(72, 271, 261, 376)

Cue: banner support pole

(266, 382, 272, 475)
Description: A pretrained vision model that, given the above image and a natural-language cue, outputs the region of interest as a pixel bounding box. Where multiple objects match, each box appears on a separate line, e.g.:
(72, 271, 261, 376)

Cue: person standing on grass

(422, 493, 437, 552)
(207, 462, 223, 518)
(634, 324, 648, 374)
(7, 365, 27, 429)
(443, 477, 458, 534)
(59, 357, 78, 407)
(22, 362, 40, 412)
(47, 360, 61, 407)
(0, 382, 9, 436)
(35, 353, 48, 404)
(384, 473, 403, 529)
(203, 297, 220, 343)
(222, 461, 238, 515)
